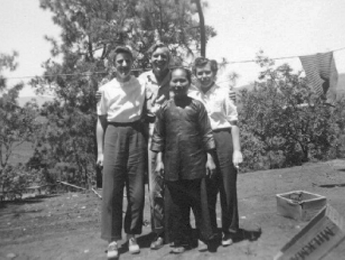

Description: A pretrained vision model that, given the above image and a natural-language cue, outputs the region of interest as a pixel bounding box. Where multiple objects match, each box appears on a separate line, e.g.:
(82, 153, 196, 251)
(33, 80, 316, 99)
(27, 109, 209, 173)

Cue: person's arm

(95, 90, 102, 103)
(230, 123, 243, 167)
(206, 150, 217, 178)
(144, 85, 156, 123)
(96, 87, 107, 167)
(150, 106, 166, 178)
(155, 151, 165, 178)
(224, 92, 243, 168)
(150, 106, 165, 152)
(198, 101, 216, 151)
(197, 101, 217, 177)
(96, 78, 110, 103)
(96, 115, 107, 167)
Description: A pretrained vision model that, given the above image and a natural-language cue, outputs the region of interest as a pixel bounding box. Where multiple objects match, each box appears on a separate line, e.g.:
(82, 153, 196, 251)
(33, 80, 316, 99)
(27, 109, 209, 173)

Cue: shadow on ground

(317, 183, 345, 188)
(130, 227, 262, 254)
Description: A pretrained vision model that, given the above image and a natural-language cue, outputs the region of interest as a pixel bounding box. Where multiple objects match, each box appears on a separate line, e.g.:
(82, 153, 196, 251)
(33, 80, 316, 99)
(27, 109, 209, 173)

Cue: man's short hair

(148, 42, 170, 59)
(192, 57, 218, 75)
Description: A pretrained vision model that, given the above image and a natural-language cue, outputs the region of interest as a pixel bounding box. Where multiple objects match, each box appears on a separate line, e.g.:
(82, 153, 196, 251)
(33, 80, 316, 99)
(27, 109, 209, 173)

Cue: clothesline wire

(3, 46, 345, 81)
(225, 46, 345, 64)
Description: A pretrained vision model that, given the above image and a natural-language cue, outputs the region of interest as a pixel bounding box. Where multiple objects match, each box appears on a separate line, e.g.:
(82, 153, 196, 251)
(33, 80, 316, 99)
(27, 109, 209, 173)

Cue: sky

(204, 0, 345, 87)
(0, 0, 61, 97)
(0, 0, 345, 97)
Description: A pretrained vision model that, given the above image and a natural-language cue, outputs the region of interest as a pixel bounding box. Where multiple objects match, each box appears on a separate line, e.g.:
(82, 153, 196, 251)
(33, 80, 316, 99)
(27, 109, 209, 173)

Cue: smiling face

(170, 68, 191, 98)
(150, 46, 170, 75)
(114, 52, 133, 82)
(195, 62, 216, 91)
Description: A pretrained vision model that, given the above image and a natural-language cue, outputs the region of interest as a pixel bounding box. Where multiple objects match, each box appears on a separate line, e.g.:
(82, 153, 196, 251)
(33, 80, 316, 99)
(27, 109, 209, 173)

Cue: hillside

(234, 73, 345, 99)
(18, 95, 54, 107)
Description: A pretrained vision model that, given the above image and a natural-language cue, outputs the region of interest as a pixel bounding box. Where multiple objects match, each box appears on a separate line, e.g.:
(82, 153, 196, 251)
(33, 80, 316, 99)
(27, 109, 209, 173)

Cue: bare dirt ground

(1, 159, 345, 260)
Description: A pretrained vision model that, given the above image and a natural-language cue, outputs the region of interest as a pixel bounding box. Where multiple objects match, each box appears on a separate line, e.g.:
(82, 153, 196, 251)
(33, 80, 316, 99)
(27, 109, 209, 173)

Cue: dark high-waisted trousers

(101, 122, 146, 241)
(207, 128, 239, 235)
(165, 178, 214, 246)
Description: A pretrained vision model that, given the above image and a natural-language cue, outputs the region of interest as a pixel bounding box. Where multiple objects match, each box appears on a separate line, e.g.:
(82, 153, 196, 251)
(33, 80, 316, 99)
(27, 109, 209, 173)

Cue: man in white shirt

(138, 42, 171, 250)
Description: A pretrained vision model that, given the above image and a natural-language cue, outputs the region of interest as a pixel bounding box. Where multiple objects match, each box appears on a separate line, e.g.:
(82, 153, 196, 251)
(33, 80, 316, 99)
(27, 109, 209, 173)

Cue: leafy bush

(238, 53, 345, 172)
(0, 52, 41, 199)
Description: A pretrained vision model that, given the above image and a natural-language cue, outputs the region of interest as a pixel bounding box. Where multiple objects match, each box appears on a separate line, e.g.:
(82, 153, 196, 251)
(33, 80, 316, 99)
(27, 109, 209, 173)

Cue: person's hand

(96, 153, 104, 168)
(229, 90, 236, 103)
(95, 90, 102, 103)
(233, 150, 243, 170)
(150, 95, 165, 114)
(155, 161, 165, 178)
(206, 155, 216, 178)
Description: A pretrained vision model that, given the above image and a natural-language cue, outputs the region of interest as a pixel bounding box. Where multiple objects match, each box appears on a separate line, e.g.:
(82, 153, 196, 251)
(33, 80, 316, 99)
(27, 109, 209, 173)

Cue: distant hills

(18, 95, 54, 107)
(235, 73, 345, 99)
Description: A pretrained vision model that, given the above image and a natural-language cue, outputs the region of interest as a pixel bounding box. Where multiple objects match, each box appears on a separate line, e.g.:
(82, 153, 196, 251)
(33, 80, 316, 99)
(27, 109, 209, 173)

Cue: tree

(30, 0, 216, 188)
(0, 52, 39, 197)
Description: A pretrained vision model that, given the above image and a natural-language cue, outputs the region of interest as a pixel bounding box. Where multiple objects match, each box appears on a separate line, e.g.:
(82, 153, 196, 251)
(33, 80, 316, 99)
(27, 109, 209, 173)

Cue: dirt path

(1, 159, 345, 260)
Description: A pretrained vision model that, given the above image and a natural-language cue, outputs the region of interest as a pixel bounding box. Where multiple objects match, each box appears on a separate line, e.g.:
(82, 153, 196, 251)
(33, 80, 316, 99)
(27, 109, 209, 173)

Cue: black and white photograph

(1, 0, 345, 259)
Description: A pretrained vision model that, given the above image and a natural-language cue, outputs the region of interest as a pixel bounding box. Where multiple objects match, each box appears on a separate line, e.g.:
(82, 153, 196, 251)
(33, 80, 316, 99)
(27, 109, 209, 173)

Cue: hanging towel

(299, 52, 338, 105)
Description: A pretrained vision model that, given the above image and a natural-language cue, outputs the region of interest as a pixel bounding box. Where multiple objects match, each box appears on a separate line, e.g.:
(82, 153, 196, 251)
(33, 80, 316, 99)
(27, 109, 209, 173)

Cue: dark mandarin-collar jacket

(150, 97, 215, 181)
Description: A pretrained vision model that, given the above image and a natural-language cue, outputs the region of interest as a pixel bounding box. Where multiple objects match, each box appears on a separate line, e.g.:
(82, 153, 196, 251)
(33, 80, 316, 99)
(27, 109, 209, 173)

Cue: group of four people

(96, 43, 243, 259)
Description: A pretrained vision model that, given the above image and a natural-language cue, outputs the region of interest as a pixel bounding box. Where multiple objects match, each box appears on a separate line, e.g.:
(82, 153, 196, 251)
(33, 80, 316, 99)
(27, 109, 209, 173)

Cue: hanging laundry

(299, 52, 338, 105)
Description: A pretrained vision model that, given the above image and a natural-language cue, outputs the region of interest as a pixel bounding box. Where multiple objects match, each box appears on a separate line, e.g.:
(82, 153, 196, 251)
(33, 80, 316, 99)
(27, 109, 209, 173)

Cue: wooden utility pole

(194, 0, 206, 57)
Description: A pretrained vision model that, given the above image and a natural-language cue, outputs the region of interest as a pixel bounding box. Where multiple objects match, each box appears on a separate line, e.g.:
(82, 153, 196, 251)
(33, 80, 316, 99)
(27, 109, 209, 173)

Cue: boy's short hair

(109, 45, 133, 62)
(148, 42, 170, 59)
(170, 66, 192, 83)
(192, 57, 218, 75)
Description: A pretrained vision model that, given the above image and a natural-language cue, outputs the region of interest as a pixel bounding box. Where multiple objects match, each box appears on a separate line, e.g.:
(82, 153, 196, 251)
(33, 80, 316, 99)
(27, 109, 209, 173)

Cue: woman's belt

(213, 127, 231, 133)
(107, 120, 142, 127)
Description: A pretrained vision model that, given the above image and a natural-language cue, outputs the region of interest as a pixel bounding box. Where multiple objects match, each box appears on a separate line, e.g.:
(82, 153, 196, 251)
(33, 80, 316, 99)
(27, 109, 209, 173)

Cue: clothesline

(224, 46, 345, 64)
(3, 46, 345, 81)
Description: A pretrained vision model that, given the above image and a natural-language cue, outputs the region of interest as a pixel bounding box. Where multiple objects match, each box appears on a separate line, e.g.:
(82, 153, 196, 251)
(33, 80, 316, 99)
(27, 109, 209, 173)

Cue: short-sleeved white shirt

(188, 83, 238, 130)
(97, 76, 145, 123)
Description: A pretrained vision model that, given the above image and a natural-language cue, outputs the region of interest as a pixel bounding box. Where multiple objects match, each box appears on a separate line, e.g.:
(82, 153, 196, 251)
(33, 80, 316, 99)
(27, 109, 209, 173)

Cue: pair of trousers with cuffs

(207, 128, 239, 235)
(165, 178, 214, 246)
(148, 149, 165, 236)
(148, 122, 165, 237)
(101, 122, 146, 241)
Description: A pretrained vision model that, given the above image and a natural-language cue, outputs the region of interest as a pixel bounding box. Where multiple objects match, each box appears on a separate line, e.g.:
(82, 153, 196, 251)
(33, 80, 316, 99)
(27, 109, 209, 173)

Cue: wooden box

(276, 190, 327, 221)
(274, 204, 345, 260)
